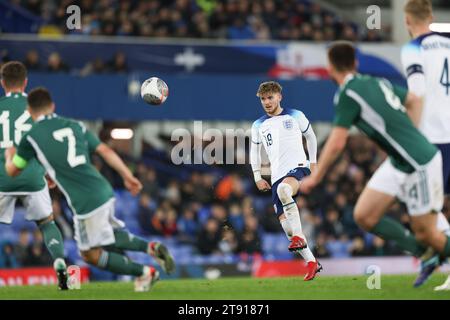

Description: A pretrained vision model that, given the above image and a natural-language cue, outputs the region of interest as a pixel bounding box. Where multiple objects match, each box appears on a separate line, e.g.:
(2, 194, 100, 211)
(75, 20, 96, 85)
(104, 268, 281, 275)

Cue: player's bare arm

(300, 127, 349, 193)
(4, 147, 22, 177)
(95, 143, 142, 195)
(404, 92, 424, 127)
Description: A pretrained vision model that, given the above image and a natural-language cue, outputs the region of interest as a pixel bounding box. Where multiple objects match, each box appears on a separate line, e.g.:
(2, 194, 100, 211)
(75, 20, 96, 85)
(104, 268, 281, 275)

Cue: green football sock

(39, 220, 65, 261)
(370, 216, 427, 257)
(97, 250, 144, 276)
(112, 229, 148, 253)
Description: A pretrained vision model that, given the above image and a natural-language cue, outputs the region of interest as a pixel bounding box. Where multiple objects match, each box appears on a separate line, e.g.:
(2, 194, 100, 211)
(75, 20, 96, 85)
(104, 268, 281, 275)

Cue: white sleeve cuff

(253, 170, 262, 182)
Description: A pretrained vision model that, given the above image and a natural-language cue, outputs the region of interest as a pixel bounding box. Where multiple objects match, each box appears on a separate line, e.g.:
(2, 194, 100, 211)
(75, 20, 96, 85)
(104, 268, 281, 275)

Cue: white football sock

(277, 183, 304, 237)
(280, 217, 316, 262)
(299, 247, 316, 262)
(280, 218, 293, 241)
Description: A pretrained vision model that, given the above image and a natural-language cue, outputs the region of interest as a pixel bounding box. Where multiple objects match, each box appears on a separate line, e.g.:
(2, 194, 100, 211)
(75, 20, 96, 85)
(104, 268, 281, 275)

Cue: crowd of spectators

(9, 0, 386, 42)
(1, 0, 392, 77)
(0, 229, 53, 268)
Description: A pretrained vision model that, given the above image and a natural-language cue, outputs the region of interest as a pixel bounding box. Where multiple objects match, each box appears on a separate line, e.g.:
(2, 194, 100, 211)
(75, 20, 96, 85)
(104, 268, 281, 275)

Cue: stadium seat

(262, 233, 288, 254)
(197, 207, 211, 225)
(11, 208, 35, 232)
(64, 240, 83, 265)
(263, 252, 294, 261)
(253, 197, 271, 214)
(0, 227, 18, 243)
(114, 190, 139, 218)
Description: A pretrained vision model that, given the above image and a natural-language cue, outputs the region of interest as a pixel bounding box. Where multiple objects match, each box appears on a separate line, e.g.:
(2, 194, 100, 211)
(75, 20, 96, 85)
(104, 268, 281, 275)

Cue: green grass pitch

(1, 274, 450, 300)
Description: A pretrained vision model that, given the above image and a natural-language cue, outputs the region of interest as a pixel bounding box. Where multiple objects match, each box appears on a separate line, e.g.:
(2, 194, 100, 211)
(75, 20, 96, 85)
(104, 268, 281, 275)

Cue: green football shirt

(0, 92, 46, 192)
(333, 74, 437, 173)
(15, 114, 114, 216)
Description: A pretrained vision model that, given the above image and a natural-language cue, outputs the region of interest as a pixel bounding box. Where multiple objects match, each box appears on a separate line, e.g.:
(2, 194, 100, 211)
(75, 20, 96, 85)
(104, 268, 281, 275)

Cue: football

(140, 77, 169, 105)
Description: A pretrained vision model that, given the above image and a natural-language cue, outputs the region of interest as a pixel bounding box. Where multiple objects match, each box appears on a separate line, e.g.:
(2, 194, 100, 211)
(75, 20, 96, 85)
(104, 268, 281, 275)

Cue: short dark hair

(256, 81, 282, 97)
(327, 41, 357, 73)
(27, 87, 53, 112)
(0, 61, 27, 88)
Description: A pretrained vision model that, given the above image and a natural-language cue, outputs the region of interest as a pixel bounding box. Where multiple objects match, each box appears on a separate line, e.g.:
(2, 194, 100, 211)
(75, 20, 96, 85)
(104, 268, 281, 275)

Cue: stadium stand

(4, 0, 385, 42)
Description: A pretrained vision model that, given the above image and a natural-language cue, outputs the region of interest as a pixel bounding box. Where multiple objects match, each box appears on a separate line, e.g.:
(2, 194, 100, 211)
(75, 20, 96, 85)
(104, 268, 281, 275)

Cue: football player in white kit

(250, 81, 322, 281)
(402, 0, 450, 287)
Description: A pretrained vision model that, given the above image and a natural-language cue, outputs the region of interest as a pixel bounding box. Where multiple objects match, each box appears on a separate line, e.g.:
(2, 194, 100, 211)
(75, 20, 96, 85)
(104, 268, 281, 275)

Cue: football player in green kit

(301, 42, 450, 284)
(0, 62, 68, 290)
(5, 87, 175, 292)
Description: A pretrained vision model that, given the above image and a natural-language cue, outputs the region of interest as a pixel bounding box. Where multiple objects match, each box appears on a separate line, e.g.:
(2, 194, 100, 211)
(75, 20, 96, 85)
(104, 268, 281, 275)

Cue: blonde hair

(404, 0, 432, 22)
(256, 81, 282, 97)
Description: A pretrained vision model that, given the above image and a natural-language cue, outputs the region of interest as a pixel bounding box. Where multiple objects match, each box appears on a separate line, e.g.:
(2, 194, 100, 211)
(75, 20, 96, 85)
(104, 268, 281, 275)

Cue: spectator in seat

(362, 30, 383, 42)
(370, 236, 385, 256)
(238, 215, 262, 255)
(228, 174, 246, 204)
(79, 57, 106, 76)
(107, 52, 129, 73)
(13, 228, 31, 266)
(0, 241, 19, 268)
(137, 193, 157, 235)
(210, 203, 228, 229)
(228, 203, 245, 233)
(141, 167, 159, 200)
(46, 52, 70, 73)
(197, 218, 221, 255)
(219, 228, 239, 255)
(149, 208, 166, 236)
(177, 207, 200, 245)
(162, 208, 178, 237)
(321, 206, 345, 238)
(227, 17, 255, 40)
(164, 180, 182, 210)
(350, 236, 373, 257)
(24, 50, 42, 71)
(23, 229, 53, 267)
(314, 231, 331, 258)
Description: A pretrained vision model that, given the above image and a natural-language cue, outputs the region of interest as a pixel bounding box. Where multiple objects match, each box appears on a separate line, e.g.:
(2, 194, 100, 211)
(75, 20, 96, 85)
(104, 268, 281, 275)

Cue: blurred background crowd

(1, 0, 392, 76)
(9, 0, 385, 41)
(3, 132, 448, 268)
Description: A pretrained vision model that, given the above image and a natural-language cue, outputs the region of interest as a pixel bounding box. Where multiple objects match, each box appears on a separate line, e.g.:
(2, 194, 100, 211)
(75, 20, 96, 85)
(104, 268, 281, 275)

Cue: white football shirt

(401, 32, 450, 144)
(251, 108, 311, 184)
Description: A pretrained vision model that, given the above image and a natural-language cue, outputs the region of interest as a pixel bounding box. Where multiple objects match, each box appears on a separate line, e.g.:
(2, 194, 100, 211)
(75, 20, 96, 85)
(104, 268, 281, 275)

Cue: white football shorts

(0, 186, 52, 224)
(367, 151, 444, 216)
(73, 198, 125, 251)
